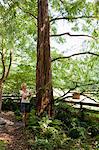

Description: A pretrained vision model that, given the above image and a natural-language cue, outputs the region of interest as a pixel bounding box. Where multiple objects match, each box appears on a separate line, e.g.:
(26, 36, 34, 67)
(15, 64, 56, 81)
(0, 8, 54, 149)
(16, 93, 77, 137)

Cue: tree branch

(81, 93, 98, 103)
(52, 52, 99, 62)
(50, 16, 97, 22)
(54, 81, 99, 102)
(24, 11, 37, 20)
(51, 32, 96, 39)
(3, 49, 13, 82)
(18, 6, 37, 20)
(54, 85, 78, 101)
(0, 49, 6, 81)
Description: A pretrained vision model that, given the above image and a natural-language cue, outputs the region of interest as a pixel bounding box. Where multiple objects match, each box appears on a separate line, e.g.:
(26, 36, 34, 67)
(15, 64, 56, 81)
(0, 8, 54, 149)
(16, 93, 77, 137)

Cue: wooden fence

(2, 95, 99, 111)
(65, 100, 99, 110)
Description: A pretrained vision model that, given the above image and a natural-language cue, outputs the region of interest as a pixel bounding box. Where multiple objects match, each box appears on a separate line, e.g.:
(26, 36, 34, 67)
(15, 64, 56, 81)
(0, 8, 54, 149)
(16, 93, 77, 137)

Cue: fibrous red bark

(36, 0, 53, 116)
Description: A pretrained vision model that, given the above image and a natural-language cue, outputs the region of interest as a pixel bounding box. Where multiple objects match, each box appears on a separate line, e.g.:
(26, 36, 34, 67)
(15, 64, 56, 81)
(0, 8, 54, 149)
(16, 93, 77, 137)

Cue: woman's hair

(21, 83, 27, 89)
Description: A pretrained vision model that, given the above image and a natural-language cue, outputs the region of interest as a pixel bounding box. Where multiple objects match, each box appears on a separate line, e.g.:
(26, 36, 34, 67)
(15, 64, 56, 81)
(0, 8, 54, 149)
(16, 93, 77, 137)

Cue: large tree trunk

(36, 0, 53, 116)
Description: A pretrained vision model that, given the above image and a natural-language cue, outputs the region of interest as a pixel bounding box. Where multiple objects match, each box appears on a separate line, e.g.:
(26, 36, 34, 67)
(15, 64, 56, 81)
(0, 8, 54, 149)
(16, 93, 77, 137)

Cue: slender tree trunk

(36, 0, 53, 116)
(0, 46, 12, 113)
(0, 81, 3, 112)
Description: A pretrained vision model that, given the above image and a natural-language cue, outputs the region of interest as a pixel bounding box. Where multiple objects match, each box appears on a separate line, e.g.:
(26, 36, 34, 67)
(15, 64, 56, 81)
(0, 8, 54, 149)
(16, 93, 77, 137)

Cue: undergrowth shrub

(87, 125, 99, 137)
(28, 102, 99, 150)
(14, 109, 22, 121)
(69, 127, 86, 139)
(28, 109, 40, 136)
(2, 99, 20, 111)
(28, 111, 69, 150)
(54, 102, 79, 129)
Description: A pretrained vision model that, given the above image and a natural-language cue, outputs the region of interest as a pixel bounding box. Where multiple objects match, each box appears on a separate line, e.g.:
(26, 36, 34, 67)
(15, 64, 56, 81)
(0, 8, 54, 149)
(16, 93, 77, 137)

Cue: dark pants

(21, 103, 30, 113)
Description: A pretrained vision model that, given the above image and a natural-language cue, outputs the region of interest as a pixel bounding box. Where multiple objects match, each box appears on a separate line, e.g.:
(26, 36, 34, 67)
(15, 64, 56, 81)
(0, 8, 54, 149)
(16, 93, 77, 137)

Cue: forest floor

(0, 111, 31, 150)
(0, 110, 99, 150)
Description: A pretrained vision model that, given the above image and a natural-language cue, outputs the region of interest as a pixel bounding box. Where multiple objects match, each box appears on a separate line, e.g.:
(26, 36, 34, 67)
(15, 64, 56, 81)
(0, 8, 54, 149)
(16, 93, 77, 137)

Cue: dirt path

(0, 111, 30, 150)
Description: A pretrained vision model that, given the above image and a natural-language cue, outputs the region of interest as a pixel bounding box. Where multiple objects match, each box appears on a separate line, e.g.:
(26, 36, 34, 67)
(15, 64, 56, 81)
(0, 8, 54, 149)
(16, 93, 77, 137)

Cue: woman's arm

(20, 90, 27, 99)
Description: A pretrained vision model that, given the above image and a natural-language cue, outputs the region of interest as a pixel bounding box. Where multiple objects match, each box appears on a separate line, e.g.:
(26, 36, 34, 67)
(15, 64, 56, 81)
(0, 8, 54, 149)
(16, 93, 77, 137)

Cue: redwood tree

(36, 0, 53, 116)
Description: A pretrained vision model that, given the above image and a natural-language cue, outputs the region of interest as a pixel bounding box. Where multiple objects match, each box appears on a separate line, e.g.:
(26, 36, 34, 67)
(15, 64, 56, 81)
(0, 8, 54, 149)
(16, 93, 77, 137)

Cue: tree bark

(36, 0, 53, 116)
(0, 48, 12, 112)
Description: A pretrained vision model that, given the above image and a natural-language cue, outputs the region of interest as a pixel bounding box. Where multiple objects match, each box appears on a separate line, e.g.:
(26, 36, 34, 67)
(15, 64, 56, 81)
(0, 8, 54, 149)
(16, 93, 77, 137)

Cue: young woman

(20, 83, 32, 126)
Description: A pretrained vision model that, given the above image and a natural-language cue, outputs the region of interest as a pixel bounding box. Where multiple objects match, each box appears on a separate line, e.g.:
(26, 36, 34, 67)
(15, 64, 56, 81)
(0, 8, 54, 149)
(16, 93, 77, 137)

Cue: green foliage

(28, 110, 69, 150)
(0, 0, 98, 99)
(14, 109, 22, 121)
(55, 101, 78, 127)
(2, 98, 20, 111)
(0, 1, 98, 149)
(31, 138, 52, 150)
(28, 104, 99, 150)
(52, 55, 99, 100)
(0, 141, 6, 150)
(88, 125, 99, 137)
(28, 109, 40, 136)
(69, 127, 86, 139)
(3, 50, 36, 93)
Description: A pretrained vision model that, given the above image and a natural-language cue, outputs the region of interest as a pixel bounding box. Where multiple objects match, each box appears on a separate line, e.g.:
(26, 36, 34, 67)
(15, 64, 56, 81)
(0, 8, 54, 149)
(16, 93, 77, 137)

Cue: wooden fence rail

(2, 95, 99, 111)
(65, 100, 99, 110)
(2, 95, 21, 101)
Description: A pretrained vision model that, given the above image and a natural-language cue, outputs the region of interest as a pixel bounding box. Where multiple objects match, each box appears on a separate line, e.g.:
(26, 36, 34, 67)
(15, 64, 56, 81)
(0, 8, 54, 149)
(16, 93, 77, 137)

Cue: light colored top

(20, 90, 30, 103)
